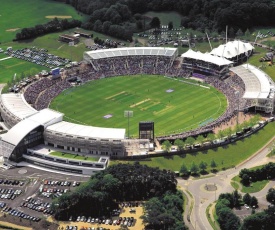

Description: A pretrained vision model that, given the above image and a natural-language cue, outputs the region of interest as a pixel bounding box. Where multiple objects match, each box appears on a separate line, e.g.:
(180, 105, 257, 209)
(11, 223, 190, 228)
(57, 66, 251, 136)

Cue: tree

(232, 190, 242, 207)
(243, 193, 252, 206)
(268, 141, 275, 156)
(266, 188, 275, 204)
(216, 129, 225, 139)
(196, 135, 205, 144)
(168, 21, 173, 30)
(141, 191, 187, 230)
(136, 20, 143, 30)
(199, 161, 208, 173)
(241, 212, 268, 230)
(250, 196, 258, 208)
(174, 139, 184, 151)
(162, 140, 172, 152)
(185, 137, 195, 147)
(180, 163, 189, 177)
(228, 27, 235, 38)
(102, 21, 112, 33)
(150, 17, 160, 29)
(206, 133, 215, 142)
(224, 127, 233, 137)
(93, 19, 103, 32)
(210, 159, 218, 172)
(190, 162, 199, 175)
(236, 29, 243, 37)
(244, 29, 251, 40)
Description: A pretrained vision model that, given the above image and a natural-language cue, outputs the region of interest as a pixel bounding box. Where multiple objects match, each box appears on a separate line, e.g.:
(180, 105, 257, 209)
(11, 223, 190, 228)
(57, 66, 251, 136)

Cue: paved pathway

(178, 137, 275, 230)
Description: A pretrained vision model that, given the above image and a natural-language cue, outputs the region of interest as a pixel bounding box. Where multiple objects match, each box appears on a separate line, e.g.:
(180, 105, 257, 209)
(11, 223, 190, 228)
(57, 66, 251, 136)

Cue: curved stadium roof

(230, 64, 273, 99)
(84, 47, 178, 60)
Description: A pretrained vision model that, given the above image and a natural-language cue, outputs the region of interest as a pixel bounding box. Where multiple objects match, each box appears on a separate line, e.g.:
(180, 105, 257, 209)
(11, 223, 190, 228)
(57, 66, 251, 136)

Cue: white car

(244, 204, 250, 209)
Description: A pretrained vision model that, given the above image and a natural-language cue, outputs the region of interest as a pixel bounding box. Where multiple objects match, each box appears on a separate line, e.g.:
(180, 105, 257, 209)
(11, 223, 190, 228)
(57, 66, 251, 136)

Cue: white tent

(210, 40, 254, 59)
(181, 49, 233, 66)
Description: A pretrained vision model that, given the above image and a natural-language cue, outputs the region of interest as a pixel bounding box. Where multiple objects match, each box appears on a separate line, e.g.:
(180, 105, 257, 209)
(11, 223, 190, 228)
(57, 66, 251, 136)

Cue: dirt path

(0, 220, 32, 230)
(214, 112, 255, 134)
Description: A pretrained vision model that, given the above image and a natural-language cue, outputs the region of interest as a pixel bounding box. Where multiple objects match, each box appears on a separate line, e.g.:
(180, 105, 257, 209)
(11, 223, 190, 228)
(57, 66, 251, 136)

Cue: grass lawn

(248, 46, 275, 82)
(50, 75, 227, 137)
(231, 175, 269, 193)
(0, 27, 133, 84)
(0, 0, 87, 43)
(111, 122, 275, 171)
(206, 203, 219, 230)
(50, 151, 99, 162)
(0, 57, 48, 83)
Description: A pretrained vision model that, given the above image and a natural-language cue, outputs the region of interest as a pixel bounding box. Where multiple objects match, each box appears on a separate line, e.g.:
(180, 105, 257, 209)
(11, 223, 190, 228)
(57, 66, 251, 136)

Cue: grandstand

(181, 49, 233, 76)
(84, 47, 178, 60)
(84, 47, 178, 74)
(230, 64, 275, 113)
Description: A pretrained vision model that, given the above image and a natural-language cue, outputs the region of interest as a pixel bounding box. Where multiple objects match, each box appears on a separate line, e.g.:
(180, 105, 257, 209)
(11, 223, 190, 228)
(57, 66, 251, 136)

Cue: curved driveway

(178, 137, 275, 230)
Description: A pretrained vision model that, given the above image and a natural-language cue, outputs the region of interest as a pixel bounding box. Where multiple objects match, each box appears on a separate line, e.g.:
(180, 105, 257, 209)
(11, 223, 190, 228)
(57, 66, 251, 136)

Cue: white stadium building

(0, 44, 274, 174)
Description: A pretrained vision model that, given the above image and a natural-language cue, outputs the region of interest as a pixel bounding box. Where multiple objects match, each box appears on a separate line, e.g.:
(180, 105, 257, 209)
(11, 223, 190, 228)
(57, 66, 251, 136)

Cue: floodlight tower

(124, 110, 133, 138)
(235, 91, 240, 126)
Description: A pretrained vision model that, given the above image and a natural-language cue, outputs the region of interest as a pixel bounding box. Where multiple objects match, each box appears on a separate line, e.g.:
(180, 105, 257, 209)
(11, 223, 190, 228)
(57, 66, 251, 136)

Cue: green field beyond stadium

(50, 75, 227, 137)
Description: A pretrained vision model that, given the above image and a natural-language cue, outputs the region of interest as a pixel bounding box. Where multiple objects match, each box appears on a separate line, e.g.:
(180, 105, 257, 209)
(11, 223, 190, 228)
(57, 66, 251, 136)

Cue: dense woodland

(15, 18, 81, 41)
(52, 163, 187, 229)
(16, 0, 275, 41)
(66, 0, 275, 40)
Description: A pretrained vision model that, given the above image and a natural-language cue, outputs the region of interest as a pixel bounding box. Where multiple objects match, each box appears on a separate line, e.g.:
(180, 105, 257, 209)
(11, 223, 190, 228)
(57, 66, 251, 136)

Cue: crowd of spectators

(90, 55, 174, 76)
(24, 78, 57, 105)
(157, 75, 248, 141)
(34, 80, 71, 110)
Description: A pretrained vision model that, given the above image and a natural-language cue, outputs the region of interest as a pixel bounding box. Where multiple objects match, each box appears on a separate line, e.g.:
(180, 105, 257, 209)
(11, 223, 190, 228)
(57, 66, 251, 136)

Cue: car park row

(69, 216, 136, 228)
(1, 204, 41, 222)
(0, 179, 24, 186)
(0, 188, 22, 200)
(4, 47, 70, 68)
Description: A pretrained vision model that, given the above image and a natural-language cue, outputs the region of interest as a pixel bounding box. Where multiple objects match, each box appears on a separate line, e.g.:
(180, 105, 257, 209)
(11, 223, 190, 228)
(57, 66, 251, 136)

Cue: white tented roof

(181, 49, 233, 66)
(85, 47, 177, 60)
(230, 64, 271, 99)
(46, 121, 125, 140)
(1, 94, 36, 119)
(210, 40, 254, 59)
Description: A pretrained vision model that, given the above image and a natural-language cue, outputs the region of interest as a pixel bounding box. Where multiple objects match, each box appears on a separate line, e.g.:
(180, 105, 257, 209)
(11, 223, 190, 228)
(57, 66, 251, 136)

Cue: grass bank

(111, 122, 275, 172)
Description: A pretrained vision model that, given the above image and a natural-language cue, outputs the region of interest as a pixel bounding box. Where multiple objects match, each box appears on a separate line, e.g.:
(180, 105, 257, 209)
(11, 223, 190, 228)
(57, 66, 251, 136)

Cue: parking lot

(0, 166, 87, 229)
(233, 206, 261, 222)
(60, 204, 145, 230)
(0, 166, 146, 229)
(4, 46, 70, 68)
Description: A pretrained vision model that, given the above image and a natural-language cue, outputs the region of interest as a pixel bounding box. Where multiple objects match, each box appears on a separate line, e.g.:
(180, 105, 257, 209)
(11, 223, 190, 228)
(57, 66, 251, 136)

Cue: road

(178, 137, 275, 230)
